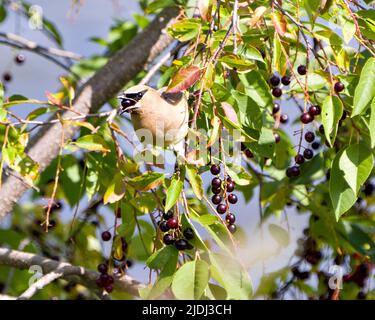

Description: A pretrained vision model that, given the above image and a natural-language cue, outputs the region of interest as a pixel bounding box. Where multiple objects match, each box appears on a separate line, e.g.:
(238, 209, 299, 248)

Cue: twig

(0, 32, 82, 60)
(0, 39, 81, 80)
(18, 271, 63, 300)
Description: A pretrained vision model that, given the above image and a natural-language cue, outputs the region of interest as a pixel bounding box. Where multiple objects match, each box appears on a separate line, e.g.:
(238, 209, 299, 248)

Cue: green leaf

(147, 0, 176, 13)
(73, 135, 110, 152)
(172, 260, 209, 300)
(168, 19, 201, 41)
(339, 142, 373, 194)
(352, 57, 375, 116)
(369, 97, 375, 148)
(232, 90, 262, 129)
(321, 95, 343, 147)
(239, 70, 273, 108)
(103, 172, 126, 204)
(219, 54, 255, 72)
(209, 253, 252, 299)
(250, 127, 275, 158)
(146, 245, 178, 269)
(0, 5, 7, 23)
(186, 165, 203, 200)
(0, 82, 3, 109)
(268, 224, 290, 247)
(330, 143, 373, 220)
(128, 172, 164, 191)
(165, 171, 184, 212)
(145, 245, 179, 299)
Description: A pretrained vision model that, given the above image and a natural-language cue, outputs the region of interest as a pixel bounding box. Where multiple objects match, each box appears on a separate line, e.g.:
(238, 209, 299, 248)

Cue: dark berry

(227, 224, 237, 234)
(101, 231, 111, 241)
(270, 74, 280, 87)
(216, 204, 227, 214)
(304, 131, 315, 143)
(2, 72, 12, 82)
(99, 274, 112, 287)
(163, 234, 175, 245)
(228, 194, 238, 204)
(303, 148, 313, 159)
(96, 277, 105, 288)
(211, 177, 222, 188)
(300, 112, 313, 124)
(163, 210, 174, 220)
(105, 285, 114, 293)
(15, 54, 26, 64)
(175, 239, 188, 250)
(225, 213, 236, 224)
(281, 75, 291, 86)
(97, 263, 108, 274)
(274, 132, 281, 143)
(245, 149, 253, 158)
(341, 110, 348, 120)
(210, 164, 220, 175)
(308, 105, 321, 116)
(363, 183, 374, 196)
(159, 220, 170, 232)
(297, 65, 307, 75)
(334, 81, 345, 93)
(167, 218, 179, 229)
(295, 154, 305, 165)
(319, 124, 325, 134)
(280, 114, 288, 124)
(311, 142, 320, 150)
(211, 186, 222, 194)
(286, 166, 300, 177)
(126, 260, 133, 268)
(272, 103, 280, 114)
(211, 194, 222, 205)
(183, 228, 194, 240)
(357, 292, 367, 300)
(272, 87, 282, 97)
(226, 182, 235, 193)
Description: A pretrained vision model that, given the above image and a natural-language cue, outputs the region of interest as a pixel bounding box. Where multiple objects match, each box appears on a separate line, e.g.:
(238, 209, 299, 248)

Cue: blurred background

(0, 0, 310, 296)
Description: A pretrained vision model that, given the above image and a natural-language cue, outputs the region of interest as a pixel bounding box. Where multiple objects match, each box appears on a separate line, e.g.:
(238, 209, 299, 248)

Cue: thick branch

(0, 7, 180, 219)
(0, 247, 144, 297)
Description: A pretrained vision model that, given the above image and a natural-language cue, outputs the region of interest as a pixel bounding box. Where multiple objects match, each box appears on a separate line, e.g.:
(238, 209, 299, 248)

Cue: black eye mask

(118, 89, 148, 114)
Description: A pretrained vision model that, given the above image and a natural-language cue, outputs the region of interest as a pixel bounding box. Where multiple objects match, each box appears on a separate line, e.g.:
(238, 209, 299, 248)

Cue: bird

(117, 84, 189, 156)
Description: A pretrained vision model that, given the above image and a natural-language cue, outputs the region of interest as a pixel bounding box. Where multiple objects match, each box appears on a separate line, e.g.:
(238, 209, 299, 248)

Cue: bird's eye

(137, 92, 144, 99)
(121, 99, 136, 109)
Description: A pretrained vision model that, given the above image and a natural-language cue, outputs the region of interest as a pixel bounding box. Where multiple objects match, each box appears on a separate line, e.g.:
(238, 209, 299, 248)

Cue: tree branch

(0, 31, 82, 60)
(0, 6, 180, 220)
(0, 247, 145, 298)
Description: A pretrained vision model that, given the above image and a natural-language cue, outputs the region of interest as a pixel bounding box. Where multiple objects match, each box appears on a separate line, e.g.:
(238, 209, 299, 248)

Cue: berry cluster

(2, 53, 26, 85)
(268, 66, 346, 179)
(270, 73, 291, 98)
(96, 236, 131, 293)
(210, 164, 237, 234)
(159, 210, 194, 251)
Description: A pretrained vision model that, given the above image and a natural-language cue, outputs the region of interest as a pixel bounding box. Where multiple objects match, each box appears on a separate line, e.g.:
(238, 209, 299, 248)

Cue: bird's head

(118, 85, 150, 114)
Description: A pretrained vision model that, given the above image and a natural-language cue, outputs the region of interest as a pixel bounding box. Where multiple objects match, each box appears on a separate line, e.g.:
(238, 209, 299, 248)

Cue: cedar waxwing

(118, 85, 189, 149)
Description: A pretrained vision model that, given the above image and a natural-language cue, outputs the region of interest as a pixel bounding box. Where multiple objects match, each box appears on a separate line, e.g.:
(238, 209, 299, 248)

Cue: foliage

(0, 0, 374, 300)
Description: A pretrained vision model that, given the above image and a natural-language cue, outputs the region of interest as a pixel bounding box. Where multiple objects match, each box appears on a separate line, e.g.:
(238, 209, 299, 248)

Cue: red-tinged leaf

(45, 91, 64, 106)
(220, 102, 239, 126)
(271, 12, 287, 36)
(166, 66, 201, 93)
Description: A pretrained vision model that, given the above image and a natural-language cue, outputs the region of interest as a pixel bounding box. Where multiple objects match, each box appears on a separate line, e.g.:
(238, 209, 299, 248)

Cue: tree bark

(0, 7, 179, 220)
(0, 247, 145, 297)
